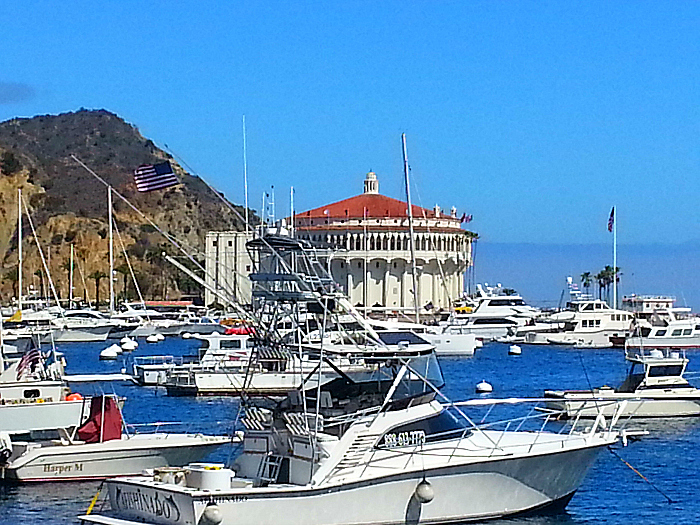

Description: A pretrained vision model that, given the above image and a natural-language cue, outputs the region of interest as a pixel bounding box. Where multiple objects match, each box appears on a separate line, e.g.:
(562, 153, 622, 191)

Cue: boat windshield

(386, 352, 445, 408)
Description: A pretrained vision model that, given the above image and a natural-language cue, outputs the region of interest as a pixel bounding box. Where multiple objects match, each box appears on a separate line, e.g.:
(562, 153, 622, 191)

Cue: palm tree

(580, 272, 592, 296)
(34, 268, 45, 299)
(5, 266, 19, 298)
(115, 264, 130, 301)
(88, 270, 107, 308)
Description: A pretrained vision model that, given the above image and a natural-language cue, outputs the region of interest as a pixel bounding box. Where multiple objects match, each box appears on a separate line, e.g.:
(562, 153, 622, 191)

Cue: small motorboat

(544, 347, 700, 418)
(0, 395, 231, 482)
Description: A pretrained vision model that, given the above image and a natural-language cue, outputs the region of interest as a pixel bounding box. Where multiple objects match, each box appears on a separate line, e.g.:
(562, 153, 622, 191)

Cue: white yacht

(544, 347, 700, 418)
(79, 349, 620, 525)
(438, 284, 540, 341)
(625, 307, 700, 349)
(539, 298, 633, 348)
(368, 318, 480, 356)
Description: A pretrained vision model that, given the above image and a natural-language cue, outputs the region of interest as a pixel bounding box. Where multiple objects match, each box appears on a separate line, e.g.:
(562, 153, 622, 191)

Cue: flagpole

(242, 115, 249, 232)
(613, 207, 617, 309)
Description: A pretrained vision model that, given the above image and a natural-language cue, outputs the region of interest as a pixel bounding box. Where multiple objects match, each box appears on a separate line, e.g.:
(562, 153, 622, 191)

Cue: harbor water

(1, 338, 699, 524)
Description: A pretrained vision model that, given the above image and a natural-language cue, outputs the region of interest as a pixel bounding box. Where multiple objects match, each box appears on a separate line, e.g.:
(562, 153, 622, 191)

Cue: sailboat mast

(69, 243, 74, 308)
(108, 186, 114, 314)
(17, 189, 22, 311)
(402, 134, 420, 323)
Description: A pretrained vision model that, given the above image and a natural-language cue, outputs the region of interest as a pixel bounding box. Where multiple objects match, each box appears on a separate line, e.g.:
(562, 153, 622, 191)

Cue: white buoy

(100, 344, 122, 360)
(121, 338, 138, 351)
(199, 504, 223, 525)
(475, 380, 493, 394)
(509, 344, 522, 355)
(119, 336, 131, 345)
(146, 334, 160, 344)
(414, 479, 434, 504)
(155, 333, 165, 341)
(182, 332, 192, 339)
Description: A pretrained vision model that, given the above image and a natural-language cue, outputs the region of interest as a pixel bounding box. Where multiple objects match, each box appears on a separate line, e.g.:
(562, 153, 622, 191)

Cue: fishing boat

(79, 343, 619, 525)
(131, 332, 252, 386)
(543, 347, 700, 418)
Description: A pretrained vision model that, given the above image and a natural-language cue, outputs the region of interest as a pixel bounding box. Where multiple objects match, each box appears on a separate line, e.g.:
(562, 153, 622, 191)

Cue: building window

(228, 241, 232, 247)
(376, 262, 380, 268)
(212, 241, 217, 246)
(246, 265, 251, 272)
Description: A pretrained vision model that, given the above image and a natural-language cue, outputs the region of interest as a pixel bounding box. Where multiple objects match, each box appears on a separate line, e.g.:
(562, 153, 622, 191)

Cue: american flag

(16, 349, 42, 380)
(608, 207, 615, 232)
(133, 161, 179, 192)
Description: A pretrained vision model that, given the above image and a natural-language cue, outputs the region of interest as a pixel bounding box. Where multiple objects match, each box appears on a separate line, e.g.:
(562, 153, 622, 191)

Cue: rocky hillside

(0, 109, 252, 306)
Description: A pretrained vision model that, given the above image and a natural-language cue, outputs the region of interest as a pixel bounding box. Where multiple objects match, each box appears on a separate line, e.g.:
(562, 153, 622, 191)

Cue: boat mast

(17, 188, 22, 311)
(402, 133, 420, 323)
(69, 243, 74, 309)
(108, 186, 115, 314)
(242, 115, 249, 232)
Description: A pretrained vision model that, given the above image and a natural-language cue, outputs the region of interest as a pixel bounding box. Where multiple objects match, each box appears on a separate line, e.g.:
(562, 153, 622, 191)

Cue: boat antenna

(402, 133, 420, 323)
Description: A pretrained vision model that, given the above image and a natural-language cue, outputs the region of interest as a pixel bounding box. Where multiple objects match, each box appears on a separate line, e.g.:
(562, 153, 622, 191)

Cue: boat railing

(124, 419, 234, 437)
(624, 346, 686, 361)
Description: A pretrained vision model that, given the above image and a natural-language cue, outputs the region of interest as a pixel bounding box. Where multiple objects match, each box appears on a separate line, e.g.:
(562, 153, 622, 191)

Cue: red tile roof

(295, 193, 453, 220)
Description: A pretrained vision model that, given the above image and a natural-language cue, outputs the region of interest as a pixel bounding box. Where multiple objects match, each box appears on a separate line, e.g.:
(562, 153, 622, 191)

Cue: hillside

(0, 109, 252, 306)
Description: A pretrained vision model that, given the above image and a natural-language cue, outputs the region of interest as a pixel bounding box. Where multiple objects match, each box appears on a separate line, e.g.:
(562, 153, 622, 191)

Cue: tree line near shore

(580, 266, 621, 302)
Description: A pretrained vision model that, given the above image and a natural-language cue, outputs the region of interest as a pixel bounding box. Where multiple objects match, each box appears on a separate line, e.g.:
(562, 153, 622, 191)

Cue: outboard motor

(0, 431, 13, 464)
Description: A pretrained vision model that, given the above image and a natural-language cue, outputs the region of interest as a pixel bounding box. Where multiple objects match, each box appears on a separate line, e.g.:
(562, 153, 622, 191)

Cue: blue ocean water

(1, 338, 699, 524)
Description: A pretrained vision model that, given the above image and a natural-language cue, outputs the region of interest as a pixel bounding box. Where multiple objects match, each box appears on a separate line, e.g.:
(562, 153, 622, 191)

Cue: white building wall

(204, 231, 255, 307)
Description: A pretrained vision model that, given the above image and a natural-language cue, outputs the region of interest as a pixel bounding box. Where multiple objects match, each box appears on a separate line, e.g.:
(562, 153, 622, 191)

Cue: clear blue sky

(2, 1, 698, 244)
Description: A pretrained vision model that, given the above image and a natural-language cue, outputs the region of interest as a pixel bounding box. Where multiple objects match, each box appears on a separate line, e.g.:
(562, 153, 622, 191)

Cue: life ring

(66, 393, 83, 401)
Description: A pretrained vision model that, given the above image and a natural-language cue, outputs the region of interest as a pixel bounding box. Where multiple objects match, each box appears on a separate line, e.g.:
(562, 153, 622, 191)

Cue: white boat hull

(50, 326, 112, 343)
(92, 441, 607, 525)
(423, 332, 478, 356)
(2, 434, 228, 482)
(166, 370, 339, 396)
(0, 399, 87, 435)
(544, 390, 700, 418)
(626, 335, 700, 349)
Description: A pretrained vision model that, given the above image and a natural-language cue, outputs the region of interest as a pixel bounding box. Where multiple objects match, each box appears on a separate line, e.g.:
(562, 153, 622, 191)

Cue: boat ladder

(328, 433, 379, 479)
(256, 453, 284, 486)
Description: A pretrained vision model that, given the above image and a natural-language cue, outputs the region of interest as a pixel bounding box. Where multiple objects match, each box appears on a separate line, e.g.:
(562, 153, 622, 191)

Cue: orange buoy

(66, 393, 83, 401)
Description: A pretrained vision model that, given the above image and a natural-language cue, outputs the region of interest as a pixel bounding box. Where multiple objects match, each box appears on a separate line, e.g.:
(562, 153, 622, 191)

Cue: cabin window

(648, 365, 683, 377)
(583, 304, 594, 311)
(696, 325, 700, 331)
(655, 330, 667, 336)
(672, 329, 682, 336)
(23, 389, 41, 399)
(595, 320, 601, 327)
(582, 320, 588, 328)
(683, 329, 692, 336)
(221, 340, 242, 349)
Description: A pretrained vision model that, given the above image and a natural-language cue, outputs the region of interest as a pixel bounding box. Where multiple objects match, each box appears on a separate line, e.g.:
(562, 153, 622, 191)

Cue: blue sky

(1, 1, 699, 244)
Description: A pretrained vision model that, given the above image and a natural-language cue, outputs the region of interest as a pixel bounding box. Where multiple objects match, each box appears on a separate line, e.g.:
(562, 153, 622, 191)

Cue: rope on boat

(85, 480, 105, 515)
(607, 447, 675, 504)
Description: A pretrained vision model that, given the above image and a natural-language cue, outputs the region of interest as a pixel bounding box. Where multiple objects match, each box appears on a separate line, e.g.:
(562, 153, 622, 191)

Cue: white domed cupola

(364, 171, 379, 194)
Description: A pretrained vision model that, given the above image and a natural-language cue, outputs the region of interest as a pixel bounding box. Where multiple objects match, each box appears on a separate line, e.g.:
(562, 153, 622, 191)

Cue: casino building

(292, 171, 475, 312)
